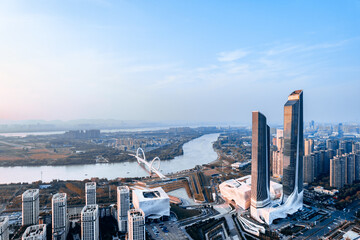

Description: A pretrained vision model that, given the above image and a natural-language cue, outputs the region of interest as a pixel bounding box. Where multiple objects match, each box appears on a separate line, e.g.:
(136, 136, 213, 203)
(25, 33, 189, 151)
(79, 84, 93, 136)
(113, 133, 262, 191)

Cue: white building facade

(117, 186, 130, 233)
(0, 216, 9, 240)
(85, 182, 96, 205)
(22, 189, 40, 226)
(52, 193, 68, 240)
(128, 209, 145, 240)
(81, 204, 99, 240)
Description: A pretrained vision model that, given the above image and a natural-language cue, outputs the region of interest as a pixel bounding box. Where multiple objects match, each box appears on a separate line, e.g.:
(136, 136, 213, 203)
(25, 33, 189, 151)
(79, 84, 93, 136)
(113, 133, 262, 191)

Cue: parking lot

(146, 220, 189, 240)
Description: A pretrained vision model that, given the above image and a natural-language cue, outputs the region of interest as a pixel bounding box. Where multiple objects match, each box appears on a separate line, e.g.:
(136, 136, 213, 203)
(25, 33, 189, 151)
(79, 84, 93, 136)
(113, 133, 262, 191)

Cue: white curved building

(132, 187, 170, 219)
(219, 176, 282, 211)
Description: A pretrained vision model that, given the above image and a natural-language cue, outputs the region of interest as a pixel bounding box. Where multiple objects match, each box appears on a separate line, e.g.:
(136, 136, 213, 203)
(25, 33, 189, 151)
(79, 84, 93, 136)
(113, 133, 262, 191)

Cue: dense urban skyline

(1, 1, 359, 124)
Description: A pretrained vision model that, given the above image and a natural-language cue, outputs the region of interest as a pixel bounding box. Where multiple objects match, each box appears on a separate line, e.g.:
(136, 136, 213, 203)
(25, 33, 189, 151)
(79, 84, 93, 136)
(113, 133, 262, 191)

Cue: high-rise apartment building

(340, 140, 353, 154)
(128, 209, 145, 240)
(0, 216, 9, 240)
(353, 142, 360, 153)
(282, 90, 304, 201)
(117, 186, 130, 233)
(22, 224, 46, 240)
(81, 204, 99, 240)
(52, 193, 68, 240)
(303, 155, 315, 183)
(345, 153, 355, 185)
(330, 156, 346, 188)
(326, 139, 339, 151)
(85, 182, 96, 206)
(304, 139, 314, 156)
(250, 112, 270, 212)
(22, 189, 39, 226)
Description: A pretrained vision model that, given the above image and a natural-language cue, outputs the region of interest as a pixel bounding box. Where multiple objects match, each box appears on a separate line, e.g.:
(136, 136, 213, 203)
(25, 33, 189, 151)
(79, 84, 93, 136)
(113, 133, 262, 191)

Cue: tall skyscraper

(117, 186, 130, 233)
(81, 205, 99, 240)
(0, 216, 9, 240)
(22, 189, 39, 226)
(52, 193, 68, 240)
(282, 90, 304, 200)
(22, 224, 46, 240)
(250, 112, 270, 212)
(85, 182, 96, 206)
(128, 209, 145, 240)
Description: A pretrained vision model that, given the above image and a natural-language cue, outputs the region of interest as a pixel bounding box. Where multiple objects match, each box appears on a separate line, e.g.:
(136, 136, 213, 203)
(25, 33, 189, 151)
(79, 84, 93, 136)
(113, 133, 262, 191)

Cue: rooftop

(132, 187, 169, 201)
(22, 189, 39, 198)
(53, 193, 67, 200)
(117, 186, 129, 193)
(287, 89, 303, 101)
(81, 204, 98, 214)
(128, 209, 145, 217)
(23, 224, 46, 237)
(85, 182, 96, 187)
(0, 216, 8, 224)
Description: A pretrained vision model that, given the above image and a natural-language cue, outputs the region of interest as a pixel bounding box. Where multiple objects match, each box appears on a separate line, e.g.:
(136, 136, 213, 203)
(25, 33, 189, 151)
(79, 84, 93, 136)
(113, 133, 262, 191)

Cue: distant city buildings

(22, 189, 39, 226)
(81, 205, 99, 240)
(64, 129, 100, 139)
(330, 152, 360, 188)
(85, 182, 96, 206)
(22, 224, 46, 240)
(127, 209, 145, 240)
(52, 193, 68, 240)
(0, 216, 9, 240)
(117, 186, 130, 233)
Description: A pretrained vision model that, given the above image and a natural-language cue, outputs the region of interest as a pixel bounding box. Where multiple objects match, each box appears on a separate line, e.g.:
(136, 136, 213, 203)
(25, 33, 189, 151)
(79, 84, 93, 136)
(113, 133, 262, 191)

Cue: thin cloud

(217, 49, 249, 62)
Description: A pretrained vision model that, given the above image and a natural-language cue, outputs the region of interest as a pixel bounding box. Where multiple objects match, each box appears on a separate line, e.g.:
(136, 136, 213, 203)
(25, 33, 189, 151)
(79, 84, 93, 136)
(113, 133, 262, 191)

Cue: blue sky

(0, 0, 359, 124)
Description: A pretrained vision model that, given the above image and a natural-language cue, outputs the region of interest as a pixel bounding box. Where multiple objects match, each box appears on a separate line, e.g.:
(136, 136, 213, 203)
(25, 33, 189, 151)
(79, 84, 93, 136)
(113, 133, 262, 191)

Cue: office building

(282, 90, 304, 202)
(250, 111, 270, 213)
(81, 205, 99, 240)
(22, 189, 40, 226)
(85, 182, 96, 205)
(0, 216, 9, 240)
(52, 193, 68, 240)
(22, 224, 46, 240)
(117, 186, 130, 233)
(128, 209, 145, 240)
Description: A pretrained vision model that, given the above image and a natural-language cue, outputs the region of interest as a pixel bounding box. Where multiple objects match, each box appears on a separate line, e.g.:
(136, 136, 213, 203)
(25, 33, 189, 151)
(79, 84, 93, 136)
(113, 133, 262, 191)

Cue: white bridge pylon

(129, 148, 167, 179)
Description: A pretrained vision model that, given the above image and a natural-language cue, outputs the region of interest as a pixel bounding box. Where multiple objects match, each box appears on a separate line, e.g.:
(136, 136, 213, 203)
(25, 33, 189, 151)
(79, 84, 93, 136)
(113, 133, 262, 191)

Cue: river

(0, 133, 220, 184)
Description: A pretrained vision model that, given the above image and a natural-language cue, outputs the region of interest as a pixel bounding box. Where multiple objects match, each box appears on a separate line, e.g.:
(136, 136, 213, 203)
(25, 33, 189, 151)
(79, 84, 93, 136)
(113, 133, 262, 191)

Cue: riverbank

(0, 133, 220, 184)
(0, 135, 200, 167)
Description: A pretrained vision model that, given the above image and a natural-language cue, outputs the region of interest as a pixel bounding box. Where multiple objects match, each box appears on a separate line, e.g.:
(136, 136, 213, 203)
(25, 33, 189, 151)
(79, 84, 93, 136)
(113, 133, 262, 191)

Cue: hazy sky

(0, 0, 359, 124)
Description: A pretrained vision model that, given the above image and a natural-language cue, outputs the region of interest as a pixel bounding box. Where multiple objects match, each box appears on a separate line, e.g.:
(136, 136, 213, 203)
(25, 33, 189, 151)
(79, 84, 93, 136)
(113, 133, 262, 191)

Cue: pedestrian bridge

(129, 148, 167, 179)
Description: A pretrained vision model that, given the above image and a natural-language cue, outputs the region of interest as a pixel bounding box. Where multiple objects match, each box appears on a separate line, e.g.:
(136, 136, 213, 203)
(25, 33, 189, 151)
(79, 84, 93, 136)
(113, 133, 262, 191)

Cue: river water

(0, 133, 219, 184)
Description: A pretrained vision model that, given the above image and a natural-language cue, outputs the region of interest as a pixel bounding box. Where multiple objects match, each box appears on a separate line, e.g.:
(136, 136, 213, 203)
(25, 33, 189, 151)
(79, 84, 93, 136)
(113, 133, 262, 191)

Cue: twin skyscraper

(250, 90, 304, 224)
